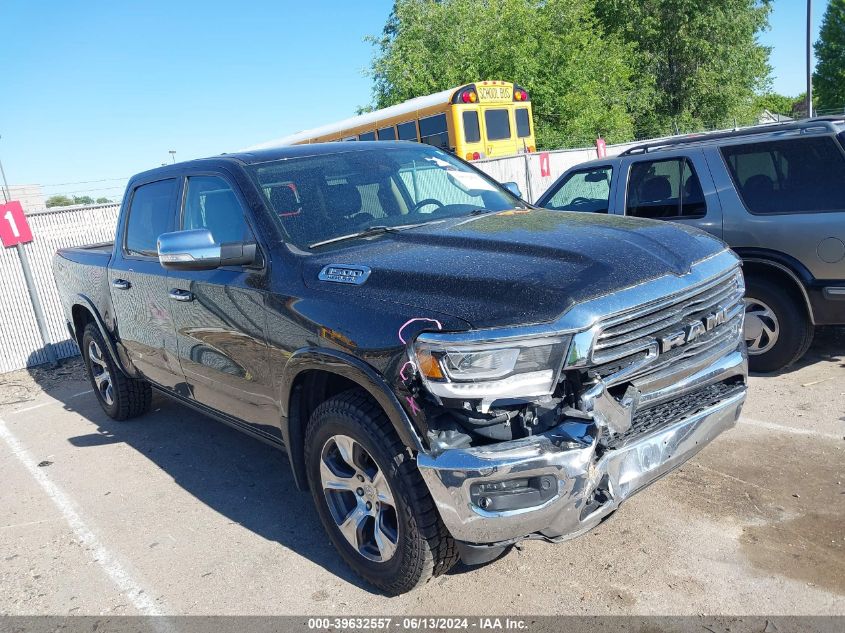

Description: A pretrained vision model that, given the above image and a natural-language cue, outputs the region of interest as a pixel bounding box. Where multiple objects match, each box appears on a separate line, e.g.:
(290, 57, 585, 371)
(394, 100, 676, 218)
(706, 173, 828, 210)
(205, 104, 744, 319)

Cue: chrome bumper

(418, 350, 746, 545)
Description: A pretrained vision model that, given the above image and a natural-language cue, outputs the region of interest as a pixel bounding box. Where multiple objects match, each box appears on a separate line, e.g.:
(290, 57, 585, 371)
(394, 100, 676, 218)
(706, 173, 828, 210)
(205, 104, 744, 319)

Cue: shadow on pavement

(23, 353, 379, 594)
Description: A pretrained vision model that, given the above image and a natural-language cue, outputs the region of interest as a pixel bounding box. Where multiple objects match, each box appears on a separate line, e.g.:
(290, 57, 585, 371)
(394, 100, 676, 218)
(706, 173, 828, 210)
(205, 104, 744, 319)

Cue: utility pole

(169, 150, 176, 164)
(807, 0, 814, 118)
(0, 135, 59, 367)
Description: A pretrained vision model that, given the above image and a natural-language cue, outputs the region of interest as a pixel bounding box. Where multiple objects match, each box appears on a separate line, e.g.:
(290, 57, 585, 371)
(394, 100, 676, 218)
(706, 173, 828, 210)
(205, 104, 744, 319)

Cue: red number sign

(0, 201, 33, 247)
(539, 152, 551, 178)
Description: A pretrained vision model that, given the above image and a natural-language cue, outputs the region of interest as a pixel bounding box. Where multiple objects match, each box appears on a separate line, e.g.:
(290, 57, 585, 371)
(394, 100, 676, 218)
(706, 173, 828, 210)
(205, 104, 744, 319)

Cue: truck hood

(301, 209, 727, 329)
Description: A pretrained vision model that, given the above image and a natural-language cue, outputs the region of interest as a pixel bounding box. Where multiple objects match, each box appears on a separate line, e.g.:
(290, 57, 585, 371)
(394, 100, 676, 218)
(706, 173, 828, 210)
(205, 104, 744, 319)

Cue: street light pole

(169, 150, 176, 164)
(0, 135, 11, 202)
(807, 0, 813, 118)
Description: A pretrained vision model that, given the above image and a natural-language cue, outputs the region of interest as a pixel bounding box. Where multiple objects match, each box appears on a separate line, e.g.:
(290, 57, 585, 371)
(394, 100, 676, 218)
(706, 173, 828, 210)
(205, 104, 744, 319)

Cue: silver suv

(536, 117, 845, 372)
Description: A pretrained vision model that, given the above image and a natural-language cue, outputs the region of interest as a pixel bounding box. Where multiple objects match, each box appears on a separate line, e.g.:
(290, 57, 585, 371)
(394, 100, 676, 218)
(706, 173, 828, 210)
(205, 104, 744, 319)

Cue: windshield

(249, 145, 522, 248)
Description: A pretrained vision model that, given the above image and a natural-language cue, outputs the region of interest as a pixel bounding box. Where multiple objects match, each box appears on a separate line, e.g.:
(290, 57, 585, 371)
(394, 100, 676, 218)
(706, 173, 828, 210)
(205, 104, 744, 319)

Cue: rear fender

(71, 294, 134, 377)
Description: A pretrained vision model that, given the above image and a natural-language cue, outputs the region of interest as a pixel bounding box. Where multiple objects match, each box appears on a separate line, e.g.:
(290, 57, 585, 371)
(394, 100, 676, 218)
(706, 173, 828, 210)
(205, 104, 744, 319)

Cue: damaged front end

(411, 251, 748, 562)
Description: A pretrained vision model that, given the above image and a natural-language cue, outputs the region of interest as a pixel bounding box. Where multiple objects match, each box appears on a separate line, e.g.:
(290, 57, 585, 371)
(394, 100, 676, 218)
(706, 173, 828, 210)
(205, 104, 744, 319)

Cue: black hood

(302, 209, 727, 329)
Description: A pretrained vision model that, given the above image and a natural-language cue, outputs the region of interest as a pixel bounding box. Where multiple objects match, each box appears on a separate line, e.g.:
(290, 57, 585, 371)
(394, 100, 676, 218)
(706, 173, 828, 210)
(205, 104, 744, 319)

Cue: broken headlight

(412, 334, 569, 403)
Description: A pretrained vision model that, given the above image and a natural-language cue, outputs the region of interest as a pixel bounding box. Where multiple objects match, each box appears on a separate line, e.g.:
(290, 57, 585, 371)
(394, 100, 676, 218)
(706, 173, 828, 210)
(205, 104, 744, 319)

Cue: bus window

(359, 131, 376, 141)
(342, 136, 356, 142)
(377, 126, 396, 141)
(515, 108, 531, 138)
(484, 109, 511, 141)
(419, 113, 449, 150)
(463, 111, 480, 143)
(397, 121, 418, 141)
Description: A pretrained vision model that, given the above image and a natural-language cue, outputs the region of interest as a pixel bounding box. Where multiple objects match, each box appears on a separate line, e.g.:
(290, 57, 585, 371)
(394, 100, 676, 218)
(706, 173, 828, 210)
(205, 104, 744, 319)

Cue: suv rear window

(125, 179, 177, 257)
(721, 136, 845, 214)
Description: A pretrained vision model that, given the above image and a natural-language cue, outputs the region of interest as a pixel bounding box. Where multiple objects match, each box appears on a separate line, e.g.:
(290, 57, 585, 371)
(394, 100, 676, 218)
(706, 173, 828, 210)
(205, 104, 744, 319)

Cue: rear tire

(305, 388, 458, 595)
(81, 323, 151, 420)
(744, 277, 814, 373)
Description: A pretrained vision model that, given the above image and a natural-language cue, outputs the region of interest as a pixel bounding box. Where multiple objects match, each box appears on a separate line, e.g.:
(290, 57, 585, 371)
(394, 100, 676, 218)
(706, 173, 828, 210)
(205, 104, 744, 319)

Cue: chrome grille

(605, 379, 745, 449)
(590, 267, 744, 383)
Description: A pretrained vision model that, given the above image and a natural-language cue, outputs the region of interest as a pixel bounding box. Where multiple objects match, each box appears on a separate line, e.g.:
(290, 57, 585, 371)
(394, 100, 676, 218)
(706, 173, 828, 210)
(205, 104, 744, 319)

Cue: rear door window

(463, 111, 481, 143)
(515, 108, 531, 138)
(182, 175, 253, 244)
(484, 109, 511, 141)
(626, 158, 707, 220)
(720, 136, 845, 214)
(543, 167, 612, 213)
(419, 114, 449, 149)
(125, 178, 178, 257)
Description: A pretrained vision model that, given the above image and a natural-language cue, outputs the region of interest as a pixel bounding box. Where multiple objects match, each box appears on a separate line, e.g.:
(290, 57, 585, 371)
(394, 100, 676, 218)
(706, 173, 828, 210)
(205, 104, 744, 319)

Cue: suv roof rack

(620, 116, 845, 156)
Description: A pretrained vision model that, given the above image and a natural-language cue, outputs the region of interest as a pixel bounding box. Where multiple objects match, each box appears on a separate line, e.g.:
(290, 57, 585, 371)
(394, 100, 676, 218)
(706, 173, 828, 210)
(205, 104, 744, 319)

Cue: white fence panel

(0, 245, 45, 373)
(0, 204, 120, 373)
(473, 137, 672, 203)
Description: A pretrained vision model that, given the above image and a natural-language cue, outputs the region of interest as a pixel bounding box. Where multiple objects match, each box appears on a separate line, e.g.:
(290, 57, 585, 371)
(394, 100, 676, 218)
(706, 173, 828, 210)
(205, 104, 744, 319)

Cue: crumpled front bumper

(417, 371, 745, 546)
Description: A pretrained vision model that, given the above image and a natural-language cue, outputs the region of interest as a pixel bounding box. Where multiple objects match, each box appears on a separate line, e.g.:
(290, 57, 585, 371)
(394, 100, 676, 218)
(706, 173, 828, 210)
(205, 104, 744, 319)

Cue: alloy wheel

(88, 340, 114, 406)
(319, 434, 399, 563)
(744, 298, 780, 355)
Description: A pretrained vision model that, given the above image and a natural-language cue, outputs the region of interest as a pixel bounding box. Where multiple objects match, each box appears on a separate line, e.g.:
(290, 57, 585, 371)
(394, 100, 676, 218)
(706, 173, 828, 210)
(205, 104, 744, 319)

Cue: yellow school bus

(250, 81, 536, 160)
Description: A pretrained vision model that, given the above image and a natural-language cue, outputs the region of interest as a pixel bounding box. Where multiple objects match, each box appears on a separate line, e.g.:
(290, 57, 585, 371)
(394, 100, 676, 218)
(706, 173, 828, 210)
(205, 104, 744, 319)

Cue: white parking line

(740, 416, 843, 441)
(6, 390, 94, 415)
(0, 415, 167, 619)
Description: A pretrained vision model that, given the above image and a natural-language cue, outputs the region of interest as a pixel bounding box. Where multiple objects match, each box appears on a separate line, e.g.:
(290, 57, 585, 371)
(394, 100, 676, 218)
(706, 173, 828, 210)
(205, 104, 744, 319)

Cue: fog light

(470, 476, 557, 512)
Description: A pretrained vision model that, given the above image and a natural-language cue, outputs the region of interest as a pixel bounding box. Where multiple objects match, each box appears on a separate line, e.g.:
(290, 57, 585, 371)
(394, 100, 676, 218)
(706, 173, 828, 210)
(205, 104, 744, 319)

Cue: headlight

(412, 334, 569, 406)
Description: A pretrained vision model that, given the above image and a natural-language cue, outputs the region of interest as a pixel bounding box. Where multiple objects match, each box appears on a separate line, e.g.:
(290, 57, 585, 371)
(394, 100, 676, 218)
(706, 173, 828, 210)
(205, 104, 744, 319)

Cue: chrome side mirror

(157, 229, 256, 271)
(502, 181, 522, 199)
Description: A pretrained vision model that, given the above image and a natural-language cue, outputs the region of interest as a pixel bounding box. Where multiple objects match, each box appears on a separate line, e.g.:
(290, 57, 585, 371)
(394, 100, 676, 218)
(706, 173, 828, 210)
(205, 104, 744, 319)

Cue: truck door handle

(112, 279, 131, 290)
(169, 289, 194, 302)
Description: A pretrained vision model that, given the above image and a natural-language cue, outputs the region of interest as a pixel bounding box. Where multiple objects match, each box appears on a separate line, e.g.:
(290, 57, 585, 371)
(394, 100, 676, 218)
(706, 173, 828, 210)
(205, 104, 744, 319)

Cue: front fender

(280, 347, 425, 490)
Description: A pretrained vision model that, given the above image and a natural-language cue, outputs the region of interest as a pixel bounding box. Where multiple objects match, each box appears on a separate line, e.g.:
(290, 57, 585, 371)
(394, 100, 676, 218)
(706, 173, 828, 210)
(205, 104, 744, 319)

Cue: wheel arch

(736, 249, 815, 325)
(280, 348, 424, 491)
(70, 295, 132, 374)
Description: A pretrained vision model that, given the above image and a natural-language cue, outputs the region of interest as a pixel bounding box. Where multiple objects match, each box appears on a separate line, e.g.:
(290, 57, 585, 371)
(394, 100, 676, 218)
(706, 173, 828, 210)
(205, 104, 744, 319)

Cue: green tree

(95, 197, 112, 204)
(754, 92, 799, 117)
(72, 195, 95, 205)
(814, 0, 845, 112)
(45, 195, 73, 208)
(367, 0, 645, 148)
(594, 0, 772, 136)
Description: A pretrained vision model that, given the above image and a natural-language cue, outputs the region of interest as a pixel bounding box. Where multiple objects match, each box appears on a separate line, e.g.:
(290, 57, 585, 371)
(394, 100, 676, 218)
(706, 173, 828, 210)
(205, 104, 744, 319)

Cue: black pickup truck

(54, 142, 748, 594)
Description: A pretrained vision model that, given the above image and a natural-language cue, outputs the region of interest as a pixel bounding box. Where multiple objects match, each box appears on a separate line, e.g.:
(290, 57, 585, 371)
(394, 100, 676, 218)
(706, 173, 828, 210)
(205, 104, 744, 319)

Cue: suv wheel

(743, 278, 813, 373)
(81, 323, 152, 420)
(305, 389, 458, 595)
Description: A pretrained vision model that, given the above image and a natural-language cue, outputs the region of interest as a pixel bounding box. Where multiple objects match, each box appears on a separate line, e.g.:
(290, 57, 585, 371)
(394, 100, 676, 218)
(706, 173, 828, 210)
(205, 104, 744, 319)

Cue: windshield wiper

(308, 221, 442, 249)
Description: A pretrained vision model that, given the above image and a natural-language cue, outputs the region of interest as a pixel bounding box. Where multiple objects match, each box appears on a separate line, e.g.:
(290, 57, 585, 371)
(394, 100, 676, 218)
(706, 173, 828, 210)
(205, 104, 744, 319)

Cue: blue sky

(0, 0, 829, 200)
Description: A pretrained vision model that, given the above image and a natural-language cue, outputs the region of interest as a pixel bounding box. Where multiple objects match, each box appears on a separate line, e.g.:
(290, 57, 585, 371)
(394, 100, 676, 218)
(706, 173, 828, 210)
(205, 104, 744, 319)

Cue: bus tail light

(466, 151, 482, 160)
(528, 145, 535, 152)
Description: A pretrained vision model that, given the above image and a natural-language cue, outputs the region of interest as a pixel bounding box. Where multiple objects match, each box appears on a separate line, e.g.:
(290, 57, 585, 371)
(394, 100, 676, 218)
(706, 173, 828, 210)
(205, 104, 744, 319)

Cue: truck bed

(56, 242, 114, 266)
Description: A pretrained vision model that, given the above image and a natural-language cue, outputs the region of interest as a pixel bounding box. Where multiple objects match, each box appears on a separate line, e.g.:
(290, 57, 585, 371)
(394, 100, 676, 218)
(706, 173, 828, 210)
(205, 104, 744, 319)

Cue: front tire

(305, 389, 458, 595)
(81, 323, 151, 420)
(744, 278, 814, 373)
